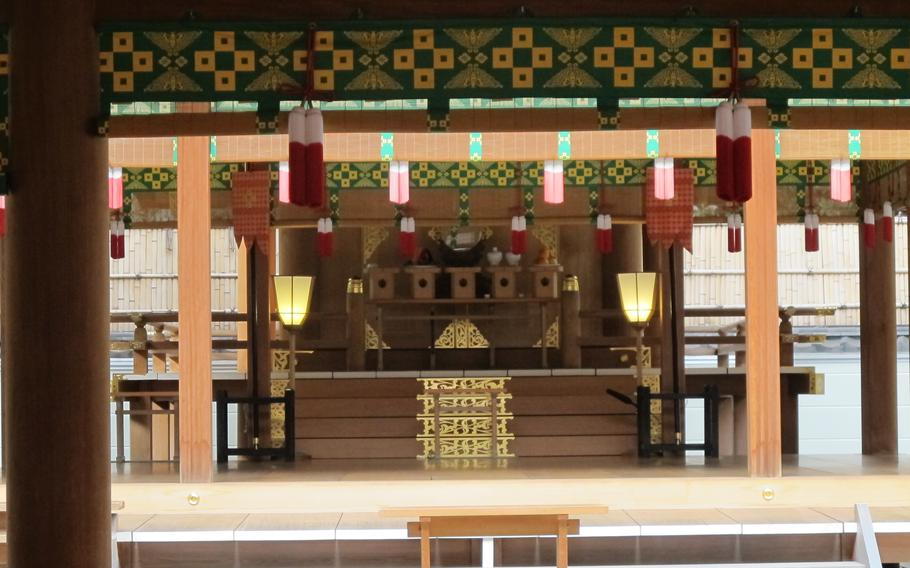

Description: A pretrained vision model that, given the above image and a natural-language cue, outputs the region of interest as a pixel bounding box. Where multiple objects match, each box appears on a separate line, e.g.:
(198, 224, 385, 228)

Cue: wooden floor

(101, 455, 910, 515)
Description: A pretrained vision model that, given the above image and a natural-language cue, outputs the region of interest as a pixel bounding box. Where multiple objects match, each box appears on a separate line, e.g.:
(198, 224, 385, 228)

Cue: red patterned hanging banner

(231, 170, 271, 256)
(645, 168, 694, 251)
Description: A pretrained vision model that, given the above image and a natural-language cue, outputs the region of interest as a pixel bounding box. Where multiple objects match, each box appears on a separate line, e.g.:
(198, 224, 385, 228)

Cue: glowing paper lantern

(732, 101, 752, 203)
(543, 160, 565, 204)
(715, 101, 735, 202)
(288, 106, 308, 207)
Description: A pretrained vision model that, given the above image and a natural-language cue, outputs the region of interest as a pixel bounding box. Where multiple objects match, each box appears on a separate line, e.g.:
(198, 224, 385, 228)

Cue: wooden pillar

(779, 313, 799, 455)
(7, 0, 112, 564)
(559, 276, 582, 368)
(744, 128, 782, 478)
(177, 106, 213, 483)
(643, 238, 685, 446)
(346, 278, 366, 370)
(858, 175, 898, 454)
(250, 241, 273, 448)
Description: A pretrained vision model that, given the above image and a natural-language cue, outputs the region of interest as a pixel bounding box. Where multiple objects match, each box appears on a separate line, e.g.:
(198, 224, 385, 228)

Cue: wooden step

(509, 395, 633, 415)
(510, 415, 636, 436)
(296, 397, 421, 418)
(297, 417, 419, 438)
(297, 437, 421, 459)
(511, 435, 636, 457)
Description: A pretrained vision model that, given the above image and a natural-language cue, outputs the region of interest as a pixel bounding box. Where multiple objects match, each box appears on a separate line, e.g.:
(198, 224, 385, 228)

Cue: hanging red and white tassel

(726, 213, 742, 253)
(733, 213, 742, 253)
(732, 101, 753, 203)
(110, 218, 125, 260)
(278, 161, 290, 204)
(715, 101, 735, 202)
(510, 215, 527, 255)
(316, 217, 334, 258)
(288, 106, 307, 207)
(304, 108, 325, 208)
(882, 201, 894, 243)
(804, 212, 819, 252)
(399, 216, 416, 259)
(543, 160, 565, 204)
(389, 161, 411, 205)
(863, 208, 876, 249)
(596, 213, 613, 254)
(654, 157, 675, 200)
(108, 167, 124, 210)
(0, 196, 7, 238)
(830, 159, 852, 203)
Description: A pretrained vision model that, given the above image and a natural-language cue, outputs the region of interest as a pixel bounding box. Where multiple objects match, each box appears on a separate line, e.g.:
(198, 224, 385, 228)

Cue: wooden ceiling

(6, 0, 910, 23)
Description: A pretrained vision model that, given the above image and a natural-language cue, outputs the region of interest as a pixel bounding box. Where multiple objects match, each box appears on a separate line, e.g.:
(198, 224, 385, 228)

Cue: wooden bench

(382, 505, 608, 568)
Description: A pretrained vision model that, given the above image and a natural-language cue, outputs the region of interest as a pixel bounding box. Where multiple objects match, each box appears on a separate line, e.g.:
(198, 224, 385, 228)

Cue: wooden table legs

(556, 514, 569, 568)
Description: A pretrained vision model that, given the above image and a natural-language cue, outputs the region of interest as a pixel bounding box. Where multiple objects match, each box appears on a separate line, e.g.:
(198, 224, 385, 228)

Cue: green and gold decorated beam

(98, 20, 910, 111)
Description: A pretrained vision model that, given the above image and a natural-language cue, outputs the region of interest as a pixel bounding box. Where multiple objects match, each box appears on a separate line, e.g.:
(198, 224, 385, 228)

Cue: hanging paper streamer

(110, 219, 125, 260)
(882, 201, 894, 243)
(732, 101, 753, 203)
(510, 215, 527, 254)
(316, 217, 334, 258)
(0, 196, 7, 238)
(288, 106, 308, 207)
(863, 208, 876, 249)
(399, 216, 416, 260)
(596, 213, 613, 254)
(108, 167, 124, 210)
(653, 157, 675, 200)
(278, 161, 290, 204)
(715, 102, 735, 202)
(543, 160, 565, 204)
(804, 212, 819, 252)
(388, 161, 410, 205)
(645, 167, 694, 251)
(304, 108, 325, 208)
(830, 159, 852, 203)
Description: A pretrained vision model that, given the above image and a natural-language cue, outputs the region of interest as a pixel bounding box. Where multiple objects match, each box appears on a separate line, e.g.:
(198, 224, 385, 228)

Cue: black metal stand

(635, 385, 719, 458)
(216, 389, 296, 463)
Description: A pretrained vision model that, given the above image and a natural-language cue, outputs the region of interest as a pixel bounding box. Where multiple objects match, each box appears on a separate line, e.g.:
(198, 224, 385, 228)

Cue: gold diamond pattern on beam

(434, 319, 490, 349)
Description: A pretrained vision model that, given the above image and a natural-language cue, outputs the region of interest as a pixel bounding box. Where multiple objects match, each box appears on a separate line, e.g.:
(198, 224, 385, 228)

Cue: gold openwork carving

(417, 377, 514, 459)
(531, 224, 559, 262)
(271, 349, 289, 371)
(532, 320, 560, 348)
(362, 226, 389, 263)
(434, 319, 490, 349)
(365, 322, 389, 350)
(270, 378, 290, 443)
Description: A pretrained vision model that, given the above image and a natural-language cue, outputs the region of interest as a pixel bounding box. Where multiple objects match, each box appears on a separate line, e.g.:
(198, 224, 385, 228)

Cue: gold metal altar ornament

(346, 277, 363, 294)
(417, 377, 514, 459)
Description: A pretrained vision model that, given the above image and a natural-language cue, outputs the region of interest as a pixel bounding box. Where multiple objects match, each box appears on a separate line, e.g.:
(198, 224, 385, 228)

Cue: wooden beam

(82, 0, 910, 23)
(177, 105, 213, 483)
(744, 128, 782, 478)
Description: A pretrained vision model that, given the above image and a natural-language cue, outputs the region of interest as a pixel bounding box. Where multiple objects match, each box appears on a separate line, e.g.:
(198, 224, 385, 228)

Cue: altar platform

(105, 455, 910, 515)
